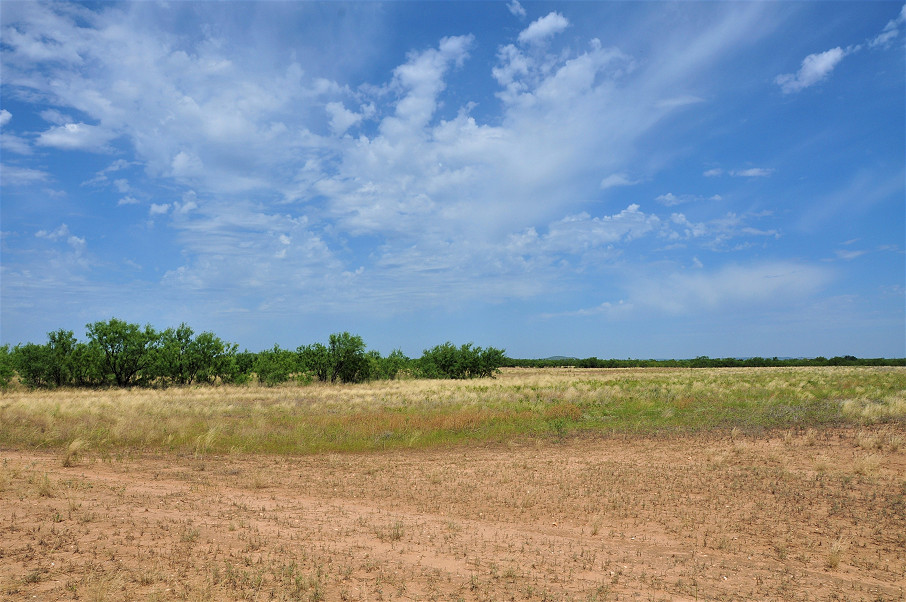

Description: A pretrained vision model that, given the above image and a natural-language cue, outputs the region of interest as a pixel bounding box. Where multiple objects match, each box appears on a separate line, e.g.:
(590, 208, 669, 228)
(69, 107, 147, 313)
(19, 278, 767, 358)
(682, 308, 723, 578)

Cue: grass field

(2, 367, 905, 600)
(2, 366, 905, 456)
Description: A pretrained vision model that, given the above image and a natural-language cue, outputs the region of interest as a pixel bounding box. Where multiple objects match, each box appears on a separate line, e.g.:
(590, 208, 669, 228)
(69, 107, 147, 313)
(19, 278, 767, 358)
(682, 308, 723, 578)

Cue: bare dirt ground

(2, 426, 904, 601)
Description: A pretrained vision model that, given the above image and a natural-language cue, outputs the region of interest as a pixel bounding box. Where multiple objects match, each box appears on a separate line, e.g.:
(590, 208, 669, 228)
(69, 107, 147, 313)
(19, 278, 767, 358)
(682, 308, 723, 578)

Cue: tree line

(0, 318, 507, 389)
(504, 355, 906, 369)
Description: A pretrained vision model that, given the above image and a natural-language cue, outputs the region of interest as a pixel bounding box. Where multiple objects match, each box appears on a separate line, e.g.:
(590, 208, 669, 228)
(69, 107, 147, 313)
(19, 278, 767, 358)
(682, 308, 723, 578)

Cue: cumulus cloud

(775, 47, 850, 94)
(325, 102, 364, 135)
(0, 109, 11, 126)
(517, 12, 569, 45)
(149, 203, 170, 216)
(35, 223, 72, 240)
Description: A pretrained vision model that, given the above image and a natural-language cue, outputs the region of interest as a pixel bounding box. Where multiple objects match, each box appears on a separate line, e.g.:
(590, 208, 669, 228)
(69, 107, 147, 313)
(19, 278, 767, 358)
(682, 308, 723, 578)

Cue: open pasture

(2, 367, 905, 600)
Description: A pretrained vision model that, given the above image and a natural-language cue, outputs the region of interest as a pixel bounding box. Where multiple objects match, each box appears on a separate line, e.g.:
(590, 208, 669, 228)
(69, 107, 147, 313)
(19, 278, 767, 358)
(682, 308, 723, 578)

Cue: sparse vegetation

(1, 421, 903, 600)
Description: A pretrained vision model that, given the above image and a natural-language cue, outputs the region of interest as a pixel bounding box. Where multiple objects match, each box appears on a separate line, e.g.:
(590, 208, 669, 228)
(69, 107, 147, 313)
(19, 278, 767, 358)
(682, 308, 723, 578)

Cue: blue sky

(1, 1, 904, 359)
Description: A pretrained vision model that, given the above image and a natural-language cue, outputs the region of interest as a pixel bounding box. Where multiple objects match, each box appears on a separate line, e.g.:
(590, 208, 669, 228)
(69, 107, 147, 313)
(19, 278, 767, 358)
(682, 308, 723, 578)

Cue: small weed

(180, 526, 200, 543)
(37, 473, 55, 498)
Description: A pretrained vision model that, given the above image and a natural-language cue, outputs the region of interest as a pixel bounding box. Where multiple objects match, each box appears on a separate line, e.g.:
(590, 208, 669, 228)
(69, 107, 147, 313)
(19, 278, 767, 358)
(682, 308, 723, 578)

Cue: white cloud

(0, 2, 803, 320)
(36, 122, 116, 152)
(836, 249, 867, 261)
(657, 192, 723, 206)
(39, 109, 71, 125)
(170, 151, 204, 178)
(507, 0, 526, 19)
(36, 224, 71, 240)
(706, 167, 773, 178)
(1, 164, 49, 185)
(600, 173, 637, 190)
(540, 205, 661, 253)
(542, 300, 634, 319)
(627, 262, 833, 314)
(657, 192, 681, 205)
(0, 110, 11, 126)
(775, 47, 849, 94)
(1, 132, 33, 155)
(870, 4, 906, 48)
(655, 95, 705, 109)
(517, 12, 569, 45)
(731, 167, 773, 177)
(33, 223, 85, 252)
(325, 102, 363, 135)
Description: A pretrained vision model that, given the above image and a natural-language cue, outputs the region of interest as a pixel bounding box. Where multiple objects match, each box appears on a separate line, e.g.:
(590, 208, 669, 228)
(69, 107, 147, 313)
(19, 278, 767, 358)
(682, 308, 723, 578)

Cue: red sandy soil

(2, 426, 904, 600)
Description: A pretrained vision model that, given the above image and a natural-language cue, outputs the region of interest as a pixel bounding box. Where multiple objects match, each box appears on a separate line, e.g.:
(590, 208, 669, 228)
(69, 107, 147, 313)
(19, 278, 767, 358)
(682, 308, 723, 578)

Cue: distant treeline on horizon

(504, 356, 906, 369)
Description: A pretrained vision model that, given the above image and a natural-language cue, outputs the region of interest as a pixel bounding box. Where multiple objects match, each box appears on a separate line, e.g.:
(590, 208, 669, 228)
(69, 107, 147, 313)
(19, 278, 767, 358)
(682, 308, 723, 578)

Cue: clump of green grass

(0, 367, 903, 455)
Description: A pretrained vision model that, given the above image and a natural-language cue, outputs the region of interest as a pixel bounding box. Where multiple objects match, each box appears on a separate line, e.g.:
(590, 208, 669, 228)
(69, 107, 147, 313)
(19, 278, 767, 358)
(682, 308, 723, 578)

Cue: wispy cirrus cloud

(1, 163, 49, 185)
(870, 4, 906, 48)
(704, 167, 773, 178)
(626, 261, 834, 315)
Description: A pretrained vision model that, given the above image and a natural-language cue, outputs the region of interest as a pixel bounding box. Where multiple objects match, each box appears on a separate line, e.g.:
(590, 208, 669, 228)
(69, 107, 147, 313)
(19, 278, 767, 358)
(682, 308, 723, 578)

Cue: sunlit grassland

(1, 367, 904, 456)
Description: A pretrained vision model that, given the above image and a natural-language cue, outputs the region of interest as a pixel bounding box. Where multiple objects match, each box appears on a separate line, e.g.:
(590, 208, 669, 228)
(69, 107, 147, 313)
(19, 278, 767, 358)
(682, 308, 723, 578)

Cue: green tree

(69, 341, 105, 386)
(328, 332, 370, 383)
(254, 344, 298, 386)
(298, 343, 330, 382)
(0, 344, 15, 389)
(152, 324, 237, 385)
(371, 348, 409, 380)
(46, 329, 78, 386)
(12, 343, 52, 388)
(11, 329, 80, 388)
(85, 318, 160, 387)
